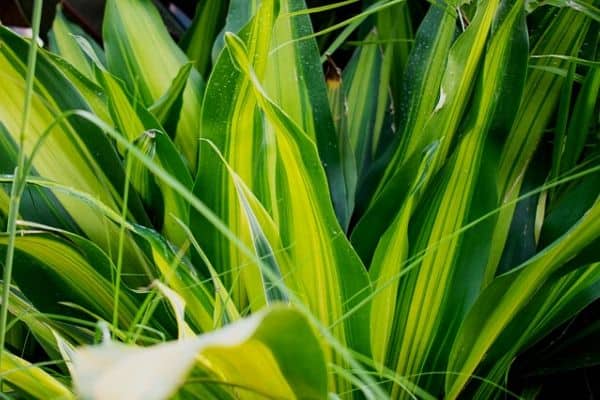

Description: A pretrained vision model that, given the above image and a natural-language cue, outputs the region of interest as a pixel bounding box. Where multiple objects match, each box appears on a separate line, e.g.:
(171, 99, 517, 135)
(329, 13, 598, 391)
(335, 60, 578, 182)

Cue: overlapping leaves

(0, 0, 598, 399)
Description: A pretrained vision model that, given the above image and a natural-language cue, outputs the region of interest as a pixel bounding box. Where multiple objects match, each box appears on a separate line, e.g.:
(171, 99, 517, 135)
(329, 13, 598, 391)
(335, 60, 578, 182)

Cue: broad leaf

(180, 0, 229, 77)
(1, 350, 74, 399)
(103, 0, 205, 169)
(0, 27, 152, 283)
(72, 306, 327, 400)
(48, 6, 105, 82)
(447, 197, 600, 398)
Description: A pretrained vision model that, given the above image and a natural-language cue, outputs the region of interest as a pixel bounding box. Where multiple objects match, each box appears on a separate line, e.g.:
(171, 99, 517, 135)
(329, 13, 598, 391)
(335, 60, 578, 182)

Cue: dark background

(0, 0, 364, 42)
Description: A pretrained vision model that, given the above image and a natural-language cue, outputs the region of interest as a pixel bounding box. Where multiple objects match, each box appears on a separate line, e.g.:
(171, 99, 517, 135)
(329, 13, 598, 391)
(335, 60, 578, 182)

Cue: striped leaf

(326, 59, 357, 231)
(2, 287, 89, 359)
(133, 226, 215, 333)
(192, 0, 279, 311)
(72, 306, 327, 400)
(373, 0, 414, 119)
(180, 0, 229, 77)
(351, 1, 457, 261)
(343, 30, 386, 177)
(212, 0, 260, 57)
(193, 13, 372, 391)
(103, 0, 205, 169)
(44, 52, 112, 124)
(369, 142, 438, 368)
(379, 0, 528, 396)
(0, 230, 144, 331)
(98, 69, 193, 246)
(0, 27, 152, 282)
(267, 0, 351, 227)
(447, 196, 600, 398)
(557, 66, 600, 182)
(0, 121, 77, 233)
(470, 262, 600, 398)
(1, 350, 74, 400)
(229, 168, 293, 304)
(226, 28, 373, 390)
(484, 4, 593, 283)
(48, 6, 105, 83)
(148, 63, 193, 136)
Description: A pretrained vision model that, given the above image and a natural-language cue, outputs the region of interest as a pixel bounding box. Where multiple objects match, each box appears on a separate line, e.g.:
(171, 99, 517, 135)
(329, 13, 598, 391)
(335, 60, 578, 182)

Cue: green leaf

(342, 30, 386, 177)
(446, 196, 600, 398)
(0, 122, 79, 233)
(211, 0, 261, 59)
(132, 226, 215, 333)
(215, 0, 354, 227)
(147, 63, 193, 136)
(223, 28, 372, 390)
(192, 0, 279, 311)
(539, 168, 600, 271)
(48, 6, 105, 83)
(537, 0, 600, 22)
(0, 230, 144, 331)
(373, 0, 414, 120)
(98, 69, 193, 246)
(71, 306, 327, 400)
(351, 2, 457, 261)
(269, 0, 353, 228)
(103, 0, 205, 170)
(470, 262, 600, 398)
(541, 171, 600, 247)
(229, 168, 292, 304)
(369, 142, 438, 369)
(379, 0, 529, 395)
(3, 288, 75, 361)
(326, 58, 357, 232)
(44, 51, 112, 124)
(484, 5, 593, 283)
(152, 281, 195, 339)
(0, 27, 152, 282)
(180, 0, 229, 77)
(559, 67, 600, 175)
(172, 218, 241, 328)
(1, 350, 74, 400)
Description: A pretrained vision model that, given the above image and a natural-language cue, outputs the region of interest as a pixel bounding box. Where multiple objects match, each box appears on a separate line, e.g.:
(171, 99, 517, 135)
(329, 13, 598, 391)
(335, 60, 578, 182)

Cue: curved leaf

(447, 196, 600, 398)
(72, 306, 327, 400)
(48, 6, 105, 83)
(0, 27, 152, 281)
(103, 0, 205, 169)
(0, 230, 147, 332)
(98, 69, 193, 246)
(1, 350, 74, 400)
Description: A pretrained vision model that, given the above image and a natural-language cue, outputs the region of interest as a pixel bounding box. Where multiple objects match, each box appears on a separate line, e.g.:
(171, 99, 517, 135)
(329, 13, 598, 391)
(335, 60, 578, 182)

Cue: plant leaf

(222, 29, 372, 392)
(98, 69, 193, 246)
(1, 350, 74, 399)
(351, 2, 457, 261)
(180, 0, 229, 77)
(446, 196, 600, 398)
(484, 5, 593, 283)
(103, 0, 205, 169)
(0, 26, 152, 281)
(0, 230, 146, 332)
(71, 306, 327, 400)
(48, 6, 105, 83)
(147, 63, 193, 136)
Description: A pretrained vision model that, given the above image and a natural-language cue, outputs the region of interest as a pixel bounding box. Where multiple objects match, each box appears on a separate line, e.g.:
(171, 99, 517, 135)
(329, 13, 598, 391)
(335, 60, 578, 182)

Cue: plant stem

(112, 154, 133, 333)
(0, 0, 44, 382)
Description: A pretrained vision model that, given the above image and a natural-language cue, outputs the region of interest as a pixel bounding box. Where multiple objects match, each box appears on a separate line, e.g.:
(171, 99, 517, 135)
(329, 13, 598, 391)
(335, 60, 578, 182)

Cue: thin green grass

(0, 0, 43, 383)
(112, 152, 134, 333)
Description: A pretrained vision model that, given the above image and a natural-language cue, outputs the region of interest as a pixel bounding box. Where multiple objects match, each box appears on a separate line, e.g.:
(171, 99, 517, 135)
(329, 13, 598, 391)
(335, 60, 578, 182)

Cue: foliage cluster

(0, 0, 599, 398)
